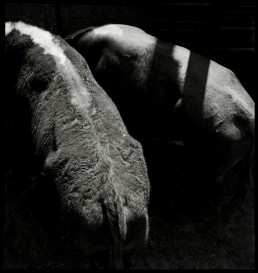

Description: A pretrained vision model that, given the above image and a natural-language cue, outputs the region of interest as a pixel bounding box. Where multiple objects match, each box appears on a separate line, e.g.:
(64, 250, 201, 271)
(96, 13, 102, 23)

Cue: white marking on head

(5, 22, 14, 36)
(12, 21, 66, 66)
(93, 24, 123, 37)
(7, 21, 91, 110)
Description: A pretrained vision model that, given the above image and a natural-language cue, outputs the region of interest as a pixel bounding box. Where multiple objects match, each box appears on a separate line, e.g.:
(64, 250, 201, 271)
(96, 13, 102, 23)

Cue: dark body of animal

(5, 21, 150, 269)
(66, 24, 255, 207)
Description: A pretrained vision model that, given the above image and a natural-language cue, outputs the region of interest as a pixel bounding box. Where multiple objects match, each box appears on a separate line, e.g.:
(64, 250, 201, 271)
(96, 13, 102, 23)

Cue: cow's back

(67, 24, 255, 142)
(5, 21, 150, 267)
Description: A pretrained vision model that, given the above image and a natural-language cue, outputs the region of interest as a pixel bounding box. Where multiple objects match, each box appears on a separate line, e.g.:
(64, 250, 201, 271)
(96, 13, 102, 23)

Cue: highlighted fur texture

(66, 24, 255, 207)
(5, 21, 150, 269)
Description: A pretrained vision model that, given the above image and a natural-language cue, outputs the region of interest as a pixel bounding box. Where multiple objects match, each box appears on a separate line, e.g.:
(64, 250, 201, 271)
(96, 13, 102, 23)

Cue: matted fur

(5, 21, 150, 268)
(66, 23, 254, 203)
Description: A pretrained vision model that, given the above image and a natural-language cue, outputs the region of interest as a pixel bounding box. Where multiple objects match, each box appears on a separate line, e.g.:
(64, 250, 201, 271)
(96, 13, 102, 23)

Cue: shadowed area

(3, 118, 254, 269)
(4, 23, 254, 269)
(183, 51, 210, 110)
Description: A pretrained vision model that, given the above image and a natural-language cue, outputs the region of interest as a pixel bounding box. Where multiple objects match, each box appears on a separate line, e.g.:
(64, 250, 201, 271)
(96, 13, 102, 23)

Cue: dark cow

(66, 24, 255, 207)
(5, 21, 150, 269)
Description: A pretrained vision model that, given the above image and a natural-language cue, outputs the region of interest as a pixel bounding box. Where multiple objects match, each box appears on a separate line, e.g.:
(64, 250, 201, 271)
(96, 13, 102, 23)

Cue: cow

(66, 24, 255, 209)
(5, 21, 150, 269)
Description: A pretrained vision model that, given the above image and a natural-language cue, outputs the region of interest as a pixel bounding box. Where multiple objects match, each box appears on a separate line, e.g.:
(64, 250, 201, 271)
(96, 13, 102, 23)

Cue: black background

(4, 0, 255, 269)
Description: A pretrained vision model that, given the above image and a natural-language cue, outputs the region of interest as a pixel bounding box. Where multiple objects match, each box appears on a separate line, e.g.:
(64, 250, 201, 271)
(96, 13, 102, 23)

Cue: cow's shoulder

(89, 24, 155, 50)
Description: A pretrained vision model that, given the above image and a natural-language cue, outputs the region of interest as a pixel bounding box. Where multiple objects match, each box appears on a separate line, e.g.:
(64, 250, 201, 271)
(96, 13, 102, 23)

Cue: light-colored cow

(5, 21, 150, 269)
(66, 24, 255, 207)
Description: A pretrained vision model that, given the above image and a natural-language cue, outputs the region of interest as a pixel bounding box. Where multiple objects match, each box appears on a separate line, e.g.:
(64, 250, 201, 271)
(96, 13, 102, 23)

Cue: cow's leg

(207, 136, 250, 210)
(234, 149, 254, 200)
(195, 169, 224, 216)
(202, 158, 239, 213)
(122, 250, 133, 269)
(188, 131, 249, 214)
(209, 175, 224, 213)
(113, 234, 124, 269)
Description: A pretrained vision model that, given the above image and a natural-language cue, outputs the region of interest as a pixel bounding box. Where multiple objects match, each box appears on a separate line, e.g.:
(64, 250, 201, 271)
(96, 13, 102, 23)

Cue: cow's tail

(235, 115, 255, 198)
(65, 26, 96, 43)
(103, 183, 126, 269)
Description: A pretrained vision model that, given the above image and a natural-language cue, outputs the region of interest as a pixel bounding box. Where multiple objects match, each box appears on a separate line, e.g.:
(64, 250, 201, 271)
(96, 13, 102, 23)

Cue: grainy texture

(4, 21, 150, 269)
(4, 2, 255, 269)
(5, 1, 255, 98)
(3, 139, 255, 269)
(66, 24, 254, 213)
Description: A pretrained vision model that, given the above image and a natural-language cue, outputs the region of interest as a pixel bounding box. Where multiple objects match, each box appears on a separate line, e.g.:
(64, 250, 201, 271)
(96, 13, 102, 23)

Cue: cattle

(5, 21, 150, 269)
(66, 24, 255, 208)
